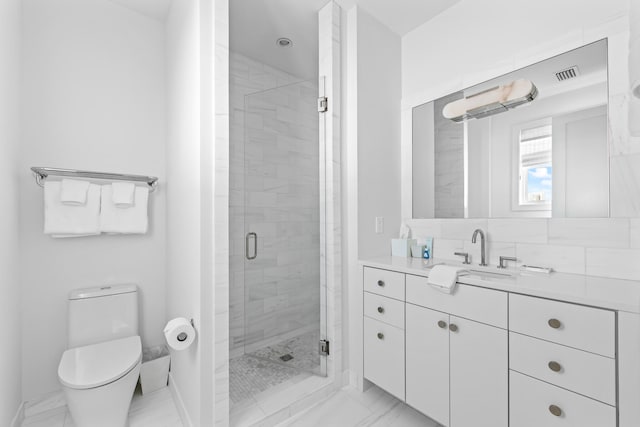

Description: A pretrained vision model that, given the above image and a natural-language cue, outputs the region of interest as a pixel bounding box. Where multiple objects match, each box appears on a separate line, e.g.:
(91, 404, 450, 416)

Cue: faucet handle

(498, 256, 517, 269)
(454, 252, 471, 265)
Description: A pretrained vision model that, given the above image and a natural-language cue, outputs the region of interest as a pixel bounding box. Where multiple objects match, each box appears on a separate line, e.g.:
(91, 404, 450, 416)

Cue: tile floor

(21, 384, 182, 427)
(21, 382, 439, 427)
(276, 385, 440, 427)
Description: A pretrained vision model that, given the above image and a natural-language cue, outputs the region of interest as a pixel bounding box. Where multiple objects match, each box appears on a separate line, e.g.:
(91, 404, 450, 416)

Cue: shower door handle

(246, 232, 257, 260)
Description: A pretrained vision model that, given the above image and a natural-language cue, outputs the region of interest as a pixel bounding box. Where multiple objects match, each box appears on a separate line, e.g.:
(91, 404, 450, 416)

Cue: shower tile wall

(230, 52, 320, 356)
(434, 92, 464, 218)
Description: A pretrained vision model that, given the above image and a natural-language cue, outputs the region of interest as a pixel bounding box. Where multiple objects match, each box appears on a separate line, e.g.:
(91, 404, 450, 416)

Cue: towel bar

(31, 167, 158, 192)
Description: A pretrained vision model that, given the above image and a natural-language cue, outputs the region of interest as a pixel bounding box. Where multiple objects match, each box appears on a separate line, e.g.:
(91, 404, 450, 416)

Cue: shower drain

(279, 354, 294, 362)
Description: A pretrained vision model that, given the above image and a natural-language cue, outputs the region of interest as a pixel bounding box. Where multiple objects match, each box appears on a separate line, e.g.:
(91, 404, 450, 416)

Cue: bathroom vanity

(360, 257, 640, 427)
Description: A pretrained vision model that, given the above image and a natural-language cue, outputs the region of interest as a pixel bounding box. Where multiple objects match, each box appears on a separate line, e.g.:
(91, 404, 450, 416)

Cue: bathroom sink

(422, 262, 518, 279)
(467, 268, 517, 280)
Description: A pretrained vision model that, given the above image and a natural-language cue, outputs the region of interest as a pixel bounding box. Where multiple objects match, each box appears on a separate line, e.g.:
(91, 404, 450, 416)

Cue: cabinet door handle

(377, 306, 385, 314)
(549, 405, 562, 417)
(377, 332, 384, 340)
(548, 361, 562, 372)
(548, 318, 562, 329)
(377, 280, 385, 287)
(437, 320, 447, 329)
(449, 323, 459, 332)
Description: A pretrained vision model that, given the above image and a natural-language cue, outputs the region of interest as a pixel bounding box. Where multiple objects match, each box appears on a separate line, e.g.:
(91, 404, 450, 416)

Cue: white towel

(427, 265, 468, 294)
(111, 182, 136, 208)
(60, 179, 90, 205)
(44, 181, 101, 237)
(99, 185, 149, 234)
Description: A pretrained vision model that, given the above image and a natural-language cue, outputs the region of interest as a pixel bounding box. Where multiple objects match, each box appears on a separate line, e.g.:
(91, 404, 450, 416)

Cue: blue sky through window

(526, 166, 552, 201)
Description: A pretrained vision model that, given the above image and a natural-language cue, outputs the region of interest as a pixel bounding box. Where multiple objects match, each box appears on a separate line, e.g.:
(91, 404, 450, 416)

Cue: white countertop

(360, 256, 640, 314)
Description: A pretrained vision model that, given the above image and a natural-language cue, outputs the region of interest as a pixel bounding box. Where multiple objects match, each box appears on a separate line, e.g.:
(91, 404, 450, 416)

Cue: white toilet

(58, 284, 142, 427)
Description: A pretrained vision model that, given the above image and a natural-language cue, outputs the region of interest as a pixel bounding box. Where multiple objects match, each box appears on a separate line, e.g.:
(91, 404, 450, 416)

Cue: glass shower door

(242, 78, 327, 377)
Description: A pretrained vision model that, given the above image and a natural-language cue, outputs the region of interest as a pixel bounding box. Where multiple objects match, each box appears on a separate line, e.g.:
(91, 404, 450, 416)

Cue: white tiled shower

(229, 53, 321, 357)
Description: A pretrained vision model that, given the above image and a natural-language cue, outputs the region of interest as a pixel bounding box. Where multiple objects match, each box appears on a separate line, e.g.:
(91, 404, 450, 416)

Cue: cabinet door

(363, 317, 405, 400)
(406, 303, 450, 426)
(450, 316, 508, 427)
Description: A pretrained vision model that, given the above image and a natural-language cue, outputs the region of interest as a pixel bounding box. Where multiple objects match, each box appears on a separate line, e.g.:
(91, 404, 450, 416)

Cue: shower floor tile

(230, 354, 304, 405)
(249, 331, 320, 373)
(230, 331, 322, 407)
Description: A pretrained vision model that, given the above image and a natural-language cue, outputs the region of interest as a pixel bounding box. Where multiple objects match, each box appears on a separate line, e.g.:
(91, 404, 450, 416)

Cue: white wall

(20, 0, 167, 400)
(0, 0, 22, 423)
(165, 0, 202, 425)
(165, 1, 227, 424)
(355, 8, 401, 258)
(345, 4, 401, 390)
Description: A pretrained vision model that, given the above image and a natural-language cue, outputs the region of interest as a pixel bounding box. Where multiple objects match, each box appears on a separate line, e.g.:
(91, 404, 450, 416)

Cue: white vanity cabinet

(361, 260, 640, 427)
(405, 275, 508, 427)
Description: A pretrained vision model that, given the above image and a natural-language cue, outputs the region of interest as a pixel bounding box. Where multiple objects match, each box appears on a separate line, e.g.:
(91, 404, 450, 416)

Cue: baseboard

(10, 401, 25, 427)
(168, 373, 193, 427)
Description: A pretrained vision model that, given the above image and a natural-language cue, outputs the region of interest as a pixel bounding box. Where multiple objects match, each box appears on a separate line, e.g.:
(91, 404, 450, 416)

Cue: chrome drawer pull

(437, 320, 447, 329)
(548, 361, 562, 372)
(548, 318, 562, 329)
(377, 306, 385, 314)
(549, 405, 562, 417)
(377, 280, 385, 287)
(377, 332, 384, 340)
(449, 323, 459, 332)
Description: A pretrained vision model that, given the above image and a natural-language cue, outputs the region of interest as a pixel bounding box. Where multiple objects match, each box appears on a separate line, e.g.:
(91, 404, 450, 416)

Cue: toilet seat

(58, 336, 141, 390)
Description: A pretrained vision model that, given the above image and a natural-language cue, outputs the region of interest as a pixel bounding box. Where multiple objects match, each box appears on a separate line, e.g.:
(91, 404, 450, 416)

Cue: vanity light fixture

(442, 78, 538, 122)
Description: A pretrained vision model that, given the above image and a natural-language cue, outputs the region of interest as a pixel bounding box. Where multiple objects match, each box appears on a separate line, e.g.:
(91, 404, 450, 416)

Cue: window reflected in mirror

(412, 38, 609, 219)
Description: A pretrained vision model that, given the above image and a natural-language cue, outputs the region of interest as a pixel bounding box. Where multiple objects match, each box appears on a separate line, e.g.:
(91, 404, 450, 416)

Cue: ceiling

(107, 0, 172, 21)
(230, 0, 461, 79)
(341, 0, 461, 36)
(107, 0, 461, 80)
(230, 0, 328, 80)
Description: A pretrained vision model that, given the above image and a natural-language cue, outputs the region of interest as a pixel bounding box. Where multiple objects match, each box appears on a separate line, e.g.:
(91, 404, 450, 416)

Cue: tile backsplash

(407, 218, 640, 281)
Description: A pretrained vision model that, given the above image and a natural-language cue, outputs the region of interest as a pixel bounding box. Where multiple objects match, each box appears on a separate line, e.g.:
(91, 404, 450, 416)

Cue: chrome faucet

(471, 229, 488, 266)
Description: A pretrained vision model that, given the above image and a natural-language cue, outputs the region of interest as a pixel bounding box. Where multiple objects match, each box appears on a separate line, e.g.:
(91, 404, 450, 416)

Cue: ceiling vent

(555, 66, 580, 82)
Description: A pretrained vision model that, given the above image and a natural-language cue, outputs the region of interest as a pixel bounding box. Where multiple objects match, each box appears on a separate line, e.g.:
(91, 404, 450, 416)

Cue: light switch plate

(375, 217, 384, 234)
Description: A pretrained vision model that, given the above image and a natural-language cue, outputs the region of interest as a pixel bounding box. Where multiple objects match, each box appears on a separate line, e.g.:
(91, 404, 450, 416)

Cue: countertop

(360, 256, 640, 313)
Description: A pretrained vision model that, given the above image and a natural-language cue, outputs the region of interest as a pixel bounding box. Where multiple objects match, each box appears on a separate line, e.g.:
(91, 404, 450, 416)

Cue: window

(518, 123, 552, 207)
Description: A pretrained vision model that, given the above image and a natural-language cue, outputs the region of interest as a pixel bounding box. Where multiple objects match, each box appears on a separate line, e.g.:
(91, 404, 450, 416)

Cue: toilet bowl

(58, 335, 142, 427)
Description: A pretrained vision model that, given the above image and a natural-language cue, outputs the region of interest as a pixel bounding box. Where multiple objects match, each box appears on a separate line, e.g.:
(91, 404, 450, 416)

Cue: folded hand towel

(44, 181, 101, 237)
(60, 179, 90, 206)
(99, 185, 149, 234)
(427, 265, 468, 294)
(111, 182, 136, 208)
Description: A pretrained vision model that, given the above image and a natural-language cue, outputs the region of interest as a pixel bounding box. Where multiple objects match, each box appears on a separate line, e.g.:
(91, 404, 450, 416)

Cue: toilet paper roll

(164, 317, 196, 351)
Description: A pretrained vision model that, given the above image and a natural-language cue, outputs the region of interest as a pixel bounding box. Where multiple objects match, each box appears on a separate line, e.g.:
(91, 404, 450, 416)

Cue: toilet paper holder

(178, 319, 196, 342)
(177, 319, 195, 342)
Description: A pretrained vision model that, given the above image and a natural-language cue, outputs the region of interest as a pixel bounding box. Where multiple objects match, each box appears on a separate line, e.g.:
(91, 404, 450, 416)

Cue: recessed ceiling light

(276, 38, 292, 48)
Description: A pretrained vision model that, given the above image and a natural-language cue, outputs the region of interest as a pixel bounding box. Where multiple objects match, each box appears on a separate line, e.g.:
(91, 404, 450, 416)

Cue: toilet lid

(58, 336, 141, 390)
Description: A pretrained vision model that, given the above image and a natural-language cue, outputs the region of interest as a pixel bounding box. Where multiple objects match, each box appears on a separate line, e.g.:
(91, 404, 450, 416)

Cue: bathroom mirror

(412, 39, 609, 218)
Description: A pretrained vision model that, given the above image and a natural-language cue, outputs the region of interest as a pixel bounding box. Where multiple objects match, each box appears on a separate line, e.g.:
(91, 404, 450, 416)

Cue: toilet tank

(67, 284, 139, 348)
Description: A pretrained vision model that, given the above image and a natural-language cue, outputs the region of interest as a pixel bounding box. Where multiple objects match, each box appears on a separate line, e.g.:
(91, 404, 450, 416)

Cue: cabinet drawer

(510, 332, 616, 406)
(364, 267, 405, 301)
(510, 370, 616, 427)
(364, 292, 404, 329)
(509, 294, 615, 357)
(364, 317, 405, 400)
(406, 274, 507, 328)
